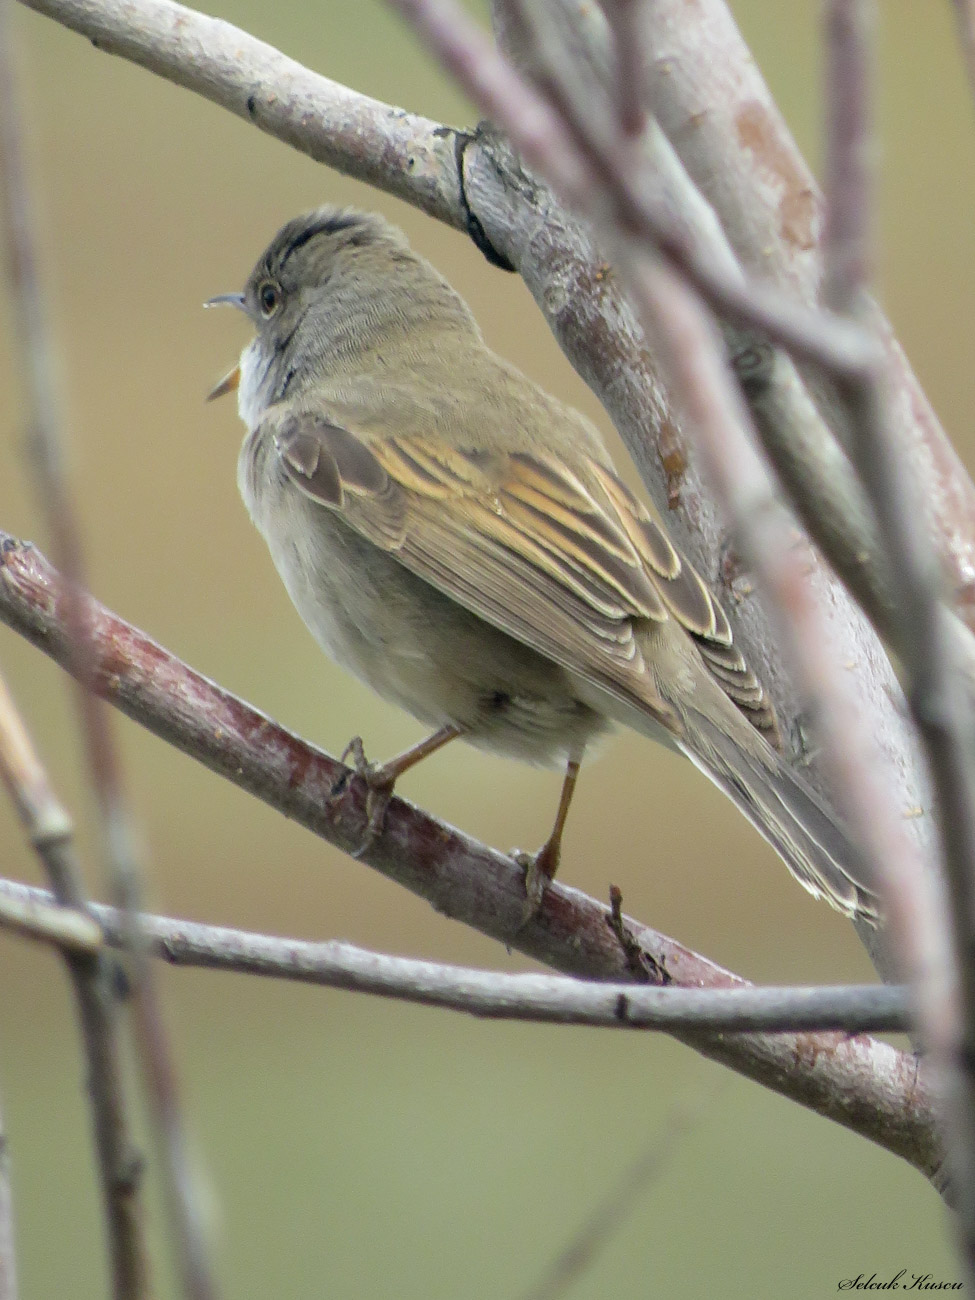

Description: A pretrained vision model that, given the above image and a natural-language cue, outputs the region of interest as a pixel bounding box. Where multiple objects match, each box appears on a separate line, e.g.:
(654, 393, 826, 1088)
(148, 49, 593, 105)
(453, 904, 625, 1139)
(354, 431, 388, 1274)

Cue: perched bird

(207, 205, 876, 921)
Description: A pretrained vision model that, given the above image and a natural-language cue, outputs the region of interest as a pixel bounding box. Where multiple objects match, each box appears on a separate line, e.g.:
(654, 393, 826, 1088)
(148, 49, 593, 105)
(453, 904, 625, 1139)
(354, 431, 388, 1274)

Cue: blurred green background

(0, 1, 971, 1296)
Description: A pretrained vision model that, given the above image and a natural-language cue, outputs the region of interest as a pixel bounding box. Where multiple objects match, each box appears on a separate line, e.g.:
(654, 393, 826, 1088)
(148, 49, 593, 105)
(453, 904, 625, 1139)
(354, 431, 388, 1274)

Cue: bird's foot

(512, 838, 561, 928)
(332, 736, 397, 857)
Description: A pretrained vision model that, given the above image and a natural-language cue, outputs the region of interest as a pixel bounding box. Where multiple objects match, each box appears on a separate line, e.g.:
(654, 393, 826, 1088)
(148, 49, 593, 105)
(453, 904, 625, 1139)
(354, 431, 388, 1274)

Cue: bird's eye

(258, 281, 281, 317)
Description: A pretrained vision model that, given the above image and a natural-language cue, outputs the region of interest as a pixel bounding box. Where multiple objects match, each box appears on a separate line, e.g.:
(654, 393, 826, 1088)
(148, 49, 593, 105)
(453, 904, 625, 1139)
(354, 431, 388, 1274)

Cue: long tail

(679, 719, 879, 922)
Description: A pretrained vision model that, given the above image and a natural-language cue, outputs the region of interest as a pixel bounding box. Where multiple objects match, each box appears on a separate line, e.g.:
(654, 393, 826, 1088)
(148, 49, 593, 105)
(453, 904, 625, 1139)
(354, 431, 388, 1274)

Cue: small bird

(207, 205, 876, 921)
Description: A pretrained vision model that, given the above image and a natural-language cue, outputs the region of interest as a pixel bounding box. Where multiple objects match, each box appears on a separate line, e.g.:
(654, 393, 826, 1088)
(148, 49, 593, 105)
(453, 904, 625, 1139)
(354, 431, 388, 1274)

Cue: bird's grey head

(208, 206, 475, 426)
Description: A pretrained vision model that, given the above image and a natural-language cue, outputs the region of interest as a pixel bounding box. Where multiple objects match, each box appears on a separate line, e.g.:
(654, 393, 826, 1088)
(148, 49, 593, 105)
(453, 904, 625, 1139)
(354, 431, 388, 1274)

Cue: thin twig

(0, 534, 940, 1177)
(519, 1089, 714, 1300)
(596, 0, 646, 137)
(822, 0, 872, 314)
(0, 9, 216, 1295)
(0, 24, 152, 1289)
(640, 0, 975, 631)
(953, 0, 975, 120)
(822, 0, 975, 1264)
(493, 0, 975, 773)
(0, 876, 913, 1034)
(0, 668, 148, 1300)
(0, 1093, 16, 1300)
(0, 876, 103, 951)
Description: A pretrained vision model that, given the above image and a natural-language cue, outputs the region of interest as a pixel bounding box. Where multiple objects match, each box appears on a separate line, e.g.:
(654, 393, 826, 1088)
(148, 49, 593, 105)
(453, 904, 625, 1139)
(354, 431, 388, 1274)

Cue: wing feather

(269, 409, 778, 743)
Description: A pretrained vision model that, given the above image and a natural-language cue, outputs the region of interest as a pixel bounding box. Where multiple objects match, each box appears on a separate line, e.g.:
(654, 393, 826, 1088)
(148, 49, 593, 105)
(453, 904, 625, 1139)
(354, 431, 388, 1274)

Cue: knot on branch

(454, 123, 521, 272)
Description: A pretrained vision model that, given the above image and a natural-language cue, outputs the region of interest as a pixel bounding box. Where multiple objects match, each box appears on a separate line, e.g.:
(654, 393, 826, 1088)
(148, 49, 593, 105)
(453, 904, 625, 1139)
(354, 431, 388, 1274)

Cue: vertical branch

(0, 1095, 16, 1300)
(640, 0, 975, 628)
(823, 0, 975, 1270)
(822, 0, 872, 314)
(627, 259, 950, 1024)
(0, 669, 148, 1299)
(391, 0, 967, 1222)
(0, 7, 218, 1298)
(952, 0, 975, 116)
(598, 0, 646, 137)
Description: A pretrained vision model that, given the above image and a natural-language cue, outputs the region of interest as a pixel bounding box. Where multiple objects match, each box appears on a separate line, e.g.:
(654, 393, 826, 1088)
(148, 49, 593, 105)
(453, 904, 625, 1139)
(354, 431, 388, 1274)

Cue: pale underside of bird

(208, 205, 878, 924)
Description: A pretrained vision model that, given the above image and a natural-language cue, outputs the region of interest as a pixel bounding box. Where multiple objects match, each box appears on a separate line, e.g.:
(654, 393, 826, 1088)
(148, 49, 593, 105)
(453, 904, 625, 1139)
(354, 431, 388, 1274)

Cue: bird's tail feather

(679, 719, 879, 922)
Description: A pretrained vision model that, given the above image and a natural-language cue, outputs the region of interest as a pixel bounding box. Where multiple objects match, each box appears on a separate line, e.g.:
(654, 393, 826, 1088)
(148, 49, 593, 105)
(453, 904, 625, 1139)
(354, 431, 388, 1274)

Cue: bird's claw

(333, 736, 397, 856)
(511, 840, 560, 928)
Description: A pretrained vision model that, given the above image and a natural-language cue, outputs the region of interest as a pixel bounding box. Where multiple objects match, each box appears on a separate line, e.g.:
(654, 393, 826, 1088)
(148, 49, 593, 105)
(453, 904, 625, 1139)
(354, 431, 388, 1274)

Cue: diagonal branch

(16, 0, 945, 992)
(641, 0, 975, 629)
(19, 0, 465, 228)
(0, 533, 941, 1179)
(21, 0, 874, 376)
(821, 0, 975, 1267)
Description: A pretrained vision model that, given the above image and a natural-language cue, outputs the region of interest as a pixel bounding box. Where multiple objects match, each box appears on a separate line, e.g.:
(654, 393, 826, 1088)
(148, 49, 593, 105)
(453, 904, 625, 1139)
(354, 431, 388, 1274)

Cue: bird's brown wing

(267, 408, 778, 745)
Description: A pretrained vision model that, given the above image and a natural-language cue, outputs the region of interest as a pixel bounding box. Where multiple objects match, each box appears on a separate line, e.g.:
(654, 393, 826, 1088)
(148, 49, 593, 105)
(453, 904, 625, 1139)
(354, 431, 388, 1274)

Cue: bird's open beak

(206, 364, 241, 402)
(204, 293, 245, 401)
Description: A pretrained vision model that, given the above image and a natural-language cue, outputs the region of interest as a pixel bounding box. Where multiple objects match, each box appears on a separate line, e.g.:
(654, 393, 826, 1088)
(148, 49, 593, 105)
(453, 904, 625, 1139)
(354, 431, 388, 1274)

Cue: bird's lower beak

(207, 364, 241, 402)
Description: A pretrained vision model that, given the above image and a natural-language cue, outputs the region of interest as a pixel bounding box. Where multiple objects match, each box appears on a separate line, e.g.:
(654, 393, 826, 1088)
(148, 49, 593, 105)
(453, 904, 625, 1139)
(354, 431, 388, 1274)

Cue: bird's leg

(515, 756, 582, 920)
(334, 724, 464, 851)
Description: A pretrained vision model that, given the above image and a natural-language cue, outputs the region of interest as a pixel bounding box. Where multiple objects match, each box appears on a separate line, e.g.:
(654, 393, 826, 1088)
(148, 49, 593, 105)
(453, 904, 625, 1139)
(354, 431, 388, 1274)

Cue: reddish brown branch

(0, 532, 940, 1178)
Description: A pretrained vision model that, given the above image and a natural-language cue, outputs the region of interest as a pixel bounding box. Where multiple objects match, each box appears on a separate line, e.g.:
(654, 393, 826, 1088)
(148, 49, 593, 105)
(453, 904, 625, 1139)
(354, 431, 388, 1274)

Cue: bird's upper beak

(204, 293, 246, 401)
(204, 292, 246, 311)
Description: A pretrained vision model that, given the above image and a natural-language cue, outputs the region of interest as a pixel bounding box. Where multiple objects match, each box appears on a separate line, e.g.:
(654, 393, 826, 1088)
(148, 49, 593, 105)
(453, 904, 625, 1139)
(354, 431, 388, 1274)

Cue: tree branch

(18, 0, 465, 228)
(954, 0, 975, 118)
(397, 0, 940, 978)
(0, 4, 219, 1288)
(641, 0, 975, 628)
(626, 258, 949, 1002)
(519, 1092, 705, 1300)
(0, 533, 941, 1179)
(0, 668, 148, 1300)
(0, 1093, 17, 1300)
(820, 1, 975, 1266)
(17, 0, 944, 991)
(390, 0, 873, 376)
(0, 877, 913, 1034)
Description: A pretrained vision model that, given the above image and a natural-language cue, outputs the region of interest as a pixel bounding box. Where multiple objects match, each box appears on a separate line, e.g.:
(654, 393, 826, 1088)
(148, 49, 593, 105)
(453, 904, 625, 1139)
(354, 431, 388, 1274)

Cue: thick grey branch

(18, 0, 465, 229)
(18, 0, 942, 991)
